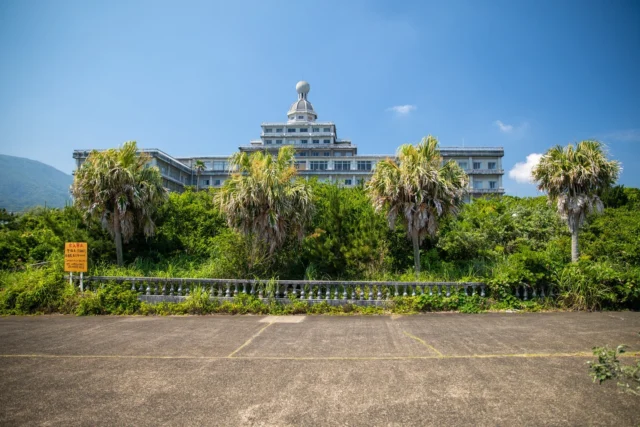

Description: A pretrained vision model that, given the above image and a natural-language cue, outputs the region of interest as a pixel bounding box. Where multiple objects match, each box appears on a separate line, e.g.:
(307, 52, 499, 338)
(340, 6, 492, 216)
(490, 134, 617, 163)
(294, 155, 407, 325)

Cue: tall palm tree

(193, 160, 206, 191)
(367, 136, 468, 275)
(71, 141, 168, 266)
(214, 146, 313, 268)
(532, 140, 620, 262)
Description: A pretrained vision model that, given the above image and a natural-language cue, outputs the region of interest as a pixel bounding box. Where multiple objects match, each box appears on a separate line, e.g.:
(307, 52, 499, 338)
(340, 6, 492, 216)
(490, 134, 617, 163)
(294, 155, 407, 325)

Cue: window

(323, 127, 331, 132)
(356, 178, 364, 185)
(287, 128, 296, 133)
(344, 152, 353, 157)
(488, 162, 497, 170)
(335, 161, 351, 171)
(299, 152, 307, 157)
(276, 139, 283, 144)
(203, 179, 210, 186)
(214, 179, 221, 186)
(264, 128, 272, 133)
(295, 161, 306, 170)
(357, 160, 372, 171)
(312, 139, 320, 144)
(309, 161, 328, 171)
(301, 139, 308, 144)
(312, 127, 319, 132)
(297, 115, 304, 119)
(458, 161, 468, 169)
(323, 139, 330, 144)
(213, 161, 226, 171)
(300, 128, 308, 132)
(489, 181, 497, 189)
(312, 152, 319, 157)
(334, 152, 343, 157)
(344, 179, 352, 185)
(323, 152, 330, 156)
(473, 162, 481, 170)
(276, 128, 283, 133)
(473, 181, 483, 189)
(265, 140, 272, 145)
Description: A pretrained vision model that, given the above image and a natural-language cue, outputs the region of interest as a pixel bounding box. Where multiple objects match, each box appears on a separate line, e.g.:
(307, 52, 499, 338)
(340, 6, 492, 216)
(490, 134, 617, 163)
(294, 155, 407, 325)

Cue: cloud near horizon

(509, 153, 542, 184)
(387, 105, 416, 115)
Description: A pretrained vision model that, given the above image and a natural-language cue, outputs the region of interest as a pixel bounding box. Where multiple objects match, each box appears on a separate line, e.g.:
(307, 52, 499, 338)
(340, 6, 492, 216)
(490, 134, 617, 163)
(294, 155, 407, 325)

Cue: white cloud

(508, 153, 543, 184)
(387, 105, 416, 115)
(494, 120, 514, 133)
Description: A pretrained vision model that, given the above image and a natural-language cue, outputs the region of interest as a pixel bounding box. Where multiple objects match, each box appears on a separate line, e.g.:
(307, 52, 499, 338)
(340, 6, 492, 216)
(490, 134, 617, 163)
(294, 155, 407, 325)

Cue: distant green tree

(193, 160, 206, 191)
(71, 141, 168, 266)
(214, 146, 313, 270)
(601, 185, 629, 209)
(532, 141, 620, 262)
(367, 136, 468, 275)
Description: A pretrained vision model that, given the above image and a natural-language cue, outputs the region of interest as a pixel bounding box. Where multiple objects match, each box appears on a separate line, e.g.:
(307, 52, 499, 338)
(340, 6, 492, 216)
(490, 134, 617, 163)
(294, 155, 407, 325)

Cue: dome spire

(288, 80, 317, 122)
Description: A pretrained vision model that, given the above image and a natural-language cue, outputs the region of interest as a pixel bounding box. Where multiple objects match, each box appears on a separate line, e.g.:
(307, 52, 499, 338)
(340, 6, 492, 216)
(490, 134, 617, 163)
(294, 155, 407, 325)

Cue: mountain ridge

(0, 154, 73, 212)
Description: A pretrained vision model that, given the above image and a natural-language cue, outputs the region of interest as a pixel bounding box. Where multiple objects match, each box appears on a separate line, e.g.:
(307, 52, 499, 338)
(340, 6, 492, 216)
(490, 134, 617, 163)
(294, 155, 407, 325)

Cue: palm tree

(532, 140, 620, 262)
(214, 146, 313, 268)
(368, 136, 468, 275)
(193, 160, 206, 191)
(71, 141, 168, 266)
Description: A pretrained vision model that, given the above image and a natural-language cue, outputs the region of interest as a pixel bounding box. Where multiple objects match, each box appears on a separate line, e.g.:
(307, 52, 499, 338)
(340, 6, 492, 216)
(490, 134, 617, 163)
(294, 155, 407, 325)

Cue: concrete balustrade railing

(68, 276, 553, 306)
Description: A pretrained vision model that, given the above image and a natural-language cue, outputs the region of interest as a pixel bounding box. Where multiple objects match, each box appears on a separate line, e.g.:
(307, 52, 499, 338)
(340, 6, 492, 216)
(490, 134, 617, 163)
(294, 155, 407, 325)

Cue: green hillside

(0, 154, 73, 212)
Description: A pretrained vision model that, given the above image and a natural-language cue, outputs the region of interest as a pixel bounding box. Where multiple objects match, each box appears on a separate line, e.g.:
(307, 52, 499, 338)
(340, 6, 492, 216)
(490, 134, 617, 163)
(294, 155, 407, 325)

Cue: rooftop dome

(288, 80, 317, 121)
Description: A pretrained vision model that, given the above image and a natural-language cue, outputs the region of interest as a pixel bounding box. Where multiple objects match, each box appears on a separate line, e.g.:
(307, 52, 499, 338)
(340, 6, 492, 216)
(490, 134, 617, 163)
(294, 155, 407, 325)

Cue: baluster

(342, 284, 347, 300)
(394, 284, 399, 297)
(523, 286, 528, 301)
(186, 283, 191, 296)
(428, 285, 433, 296)
(335, 284, 340, 300)
(411, 285, 416, 297)
(131, 281, 136, 291)
(480, 284, 486, 297)
(540, 286, 545, 298)
(146, 282, 151, 296)
(250, 282, 255, 296)
(359, 287, 364, 300)
(242, 282, 247, 294)
(308, 283, 314, 300)
(377, 285, 382, 300)
(514, 285, 520, 298)
(472, 284, 477, 296)
(326, 284, 331, 300)
(549, 285, 554, 298)
(300, 283, 306, 299)
(532, 287, 537, 298)
(233, 283, 238, 296)
(445, 285, 450, 297)
(403, 285, 407, 297)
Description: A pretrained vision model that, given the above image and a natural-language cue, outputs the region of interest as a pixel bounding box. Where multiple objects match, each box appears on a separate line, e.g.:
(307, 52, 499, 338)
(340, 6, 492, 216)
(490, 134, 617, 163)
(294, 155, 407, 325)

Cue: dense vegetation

(1, 184, 639, 315)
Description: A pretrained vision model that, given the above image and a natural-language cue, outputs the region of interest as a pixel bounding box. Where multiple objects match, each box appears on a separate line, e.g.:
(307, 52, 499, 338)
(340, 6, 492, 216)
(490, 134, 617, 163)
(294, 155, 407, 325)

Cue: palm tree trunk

(412, 233, 421, 276)
(571, 230, 579, 263)
(113, 214, 124, 266)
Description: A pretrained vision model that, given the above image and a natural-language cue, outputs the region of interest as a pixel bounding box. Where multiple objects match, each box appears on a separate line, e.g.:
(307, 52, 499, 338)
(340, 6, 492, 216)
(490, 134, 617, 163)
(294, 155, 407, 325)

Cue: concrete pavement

(1, 312, 639, 426)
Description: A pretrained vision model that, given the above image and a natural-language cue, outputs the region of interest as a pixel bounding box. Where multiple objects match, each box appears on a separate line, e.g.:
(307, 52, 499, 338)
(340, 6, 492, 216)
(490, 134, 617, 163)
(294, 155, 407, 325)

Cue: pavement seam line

(1, 352, 639, 360)
(402, 330, 444, 357)
(227, 322, 274, 358)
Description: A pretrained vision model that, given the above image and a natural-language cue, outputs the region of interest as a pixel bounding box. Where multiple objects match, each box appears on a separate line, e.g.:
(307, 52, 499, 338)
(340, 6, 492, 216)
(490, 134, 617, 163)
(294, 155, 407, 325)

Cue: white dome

(296, 81, 310, 95)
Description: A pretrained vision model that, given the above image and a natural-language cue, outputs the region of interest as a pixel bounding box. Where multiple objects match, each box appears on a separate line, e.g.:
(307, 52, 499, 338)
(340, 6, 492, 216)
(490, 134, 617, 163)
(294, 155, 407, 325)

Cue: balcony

(467, 169, 504, 175)
(469, 188, 505, 194)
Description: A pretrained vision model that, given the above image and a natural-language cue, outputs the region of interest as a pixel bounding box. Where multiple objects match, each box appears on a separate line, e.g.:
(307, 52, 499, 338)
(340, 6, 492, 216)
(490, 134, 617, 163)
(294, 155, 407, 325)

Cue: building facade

(73, 81, 504, 201)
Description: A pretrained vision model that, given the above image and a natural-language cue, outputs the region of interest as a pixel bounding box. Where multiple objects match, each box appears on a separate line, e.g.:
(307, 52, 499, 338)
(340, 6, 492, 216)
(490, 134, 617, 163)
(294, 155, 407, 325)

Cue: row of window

(473, 181, 498, 189)
(302, 160, 373, 171)
(457, 161, 498, 170)
(264, 127, 332, 133)
(202, 179, 222, 186)
(265, 139, 332, 145)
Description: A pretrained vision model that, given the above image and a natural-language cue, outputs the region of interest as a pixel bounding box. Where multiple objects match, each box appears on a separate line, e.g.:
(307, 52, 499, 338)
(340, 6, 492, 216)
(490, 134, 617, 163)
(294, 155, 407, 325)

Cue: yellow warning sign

(64, 242, 88, 272)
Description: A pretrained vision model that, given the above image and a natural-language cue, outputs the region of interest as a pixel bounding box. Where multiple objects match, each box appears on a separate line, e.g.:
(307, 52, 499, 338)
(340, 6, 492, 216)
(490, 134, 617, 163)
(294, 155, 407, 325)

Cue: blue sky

(1, 0, 639, 196)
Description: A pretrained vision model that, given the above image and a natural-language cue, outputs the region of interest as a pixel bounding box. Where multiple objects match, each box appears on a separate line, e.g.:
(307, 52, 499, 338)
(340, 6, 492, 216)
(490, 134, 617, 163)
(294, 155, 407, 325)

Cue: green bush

(75, 283, 141, 315)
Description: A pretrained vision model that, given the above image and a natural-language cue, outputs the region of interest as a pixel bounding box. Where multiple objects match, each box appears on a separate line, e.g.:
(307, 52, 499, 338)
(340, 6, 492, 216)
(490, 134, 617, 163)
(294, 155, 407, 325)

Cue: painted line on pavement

(402, 330, 444, 357)
(2, 352, 639, 361)
(227, 322, 274, 358)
